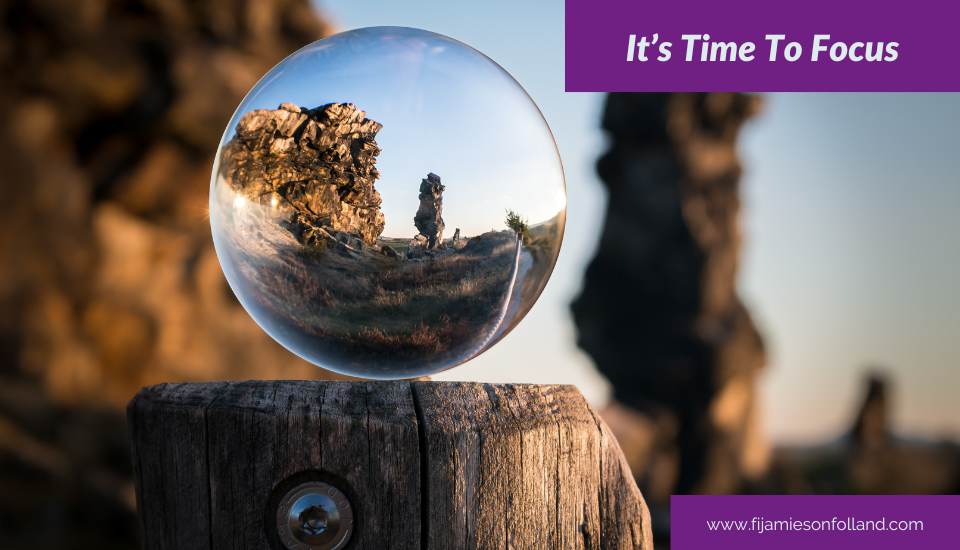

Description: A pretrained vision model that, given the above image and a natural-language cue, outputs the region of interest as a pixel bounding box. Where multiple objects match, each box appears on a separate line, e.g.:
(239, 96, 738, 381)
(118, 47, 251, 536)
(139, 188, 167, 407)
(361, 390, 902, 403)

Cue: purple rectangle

(672, 495, 960, 549)
(565, 0, 959, 91)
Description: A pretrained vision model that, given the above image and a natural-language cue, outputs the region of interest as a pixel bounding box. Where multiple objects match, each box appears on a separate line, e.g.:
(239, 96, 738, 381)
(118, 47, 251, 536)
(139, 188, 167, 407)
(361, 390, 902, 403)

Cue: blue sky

(314, 1, 960, 443)
(740, 93, 960, 442)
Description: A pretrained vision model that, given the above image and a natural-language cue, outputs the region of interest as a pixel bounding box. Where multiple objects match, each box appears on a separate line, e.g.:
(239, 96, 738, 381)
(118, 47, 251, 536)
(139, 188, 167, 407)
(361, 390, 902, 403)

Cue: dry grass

(216, 184, 562, 372)
(239, 231, 517, 367)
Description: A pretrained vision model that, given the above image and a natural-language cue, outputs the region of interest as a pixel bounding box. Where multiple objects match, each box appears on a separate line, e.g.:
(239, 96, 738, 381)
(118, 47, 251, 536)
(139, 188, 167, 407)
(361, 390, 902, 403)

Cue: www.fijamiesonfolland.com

(706, 517, 925, 534)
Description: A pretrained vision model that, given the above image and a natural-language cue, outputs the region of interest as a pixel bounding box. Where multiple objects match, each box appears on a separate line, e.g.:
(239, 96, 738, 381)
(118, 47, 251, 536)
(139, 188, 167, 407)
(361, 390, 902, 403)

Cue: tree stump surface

(128, 381, 653, 550)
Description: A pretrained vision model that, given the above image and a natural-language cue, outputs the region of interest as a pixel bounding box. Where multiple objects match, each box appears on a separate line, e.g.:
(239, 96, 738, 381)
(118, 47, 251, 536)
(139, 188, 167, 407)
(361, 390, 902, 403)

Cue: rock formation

(0, 0, 334, 547)
(847, 373, 891, 489)
(407, 234, 430, 259)
(219, 102, 385, 247)
(414, 172, 445, 248)
(452, 228, 461, 243)
(766, 372, 960, 496)
(853, 374, 889, 452)
(572, 93, 767, 524)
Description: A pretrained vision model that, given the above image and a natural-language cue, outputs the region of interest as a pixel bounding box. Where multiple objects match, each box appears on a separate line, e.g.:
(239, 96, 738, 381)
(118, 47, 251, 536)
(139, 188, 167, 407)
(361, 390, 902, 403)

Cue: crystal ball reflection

(210, 27, 565, 379)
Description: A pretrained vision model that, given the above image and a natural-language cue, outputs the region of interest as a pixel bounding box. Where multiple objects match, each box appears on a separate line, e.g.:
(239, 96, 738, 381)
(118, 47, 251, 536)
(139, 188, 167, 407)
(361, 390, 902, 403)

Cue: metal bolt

(299, 505, 329, 535)
(276, 482, 353, 550)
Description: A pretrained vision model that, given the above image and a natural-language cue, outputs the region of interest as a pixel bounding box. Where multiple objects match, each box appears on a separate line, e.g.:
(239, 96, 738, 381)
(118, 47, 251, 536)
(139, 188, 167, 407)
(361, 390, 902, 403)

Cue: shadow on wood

(127, 381, 653, 550)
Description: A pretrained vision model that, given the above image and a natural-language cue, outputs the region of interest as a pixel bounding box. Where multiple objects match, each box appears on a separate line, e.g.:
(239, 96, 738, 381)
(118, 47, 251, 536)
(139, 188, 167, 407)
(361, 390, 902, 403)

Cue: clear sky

(315, 1, 960, 444)
(740, 93, 960, 443)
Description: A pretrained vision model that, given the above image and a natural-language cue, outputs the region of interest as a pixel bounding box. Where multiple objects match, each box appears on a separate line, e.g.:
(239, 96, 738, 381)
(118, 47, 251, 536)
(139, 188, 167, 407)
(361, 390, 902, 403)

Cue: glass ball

(210, 27, 565, 379)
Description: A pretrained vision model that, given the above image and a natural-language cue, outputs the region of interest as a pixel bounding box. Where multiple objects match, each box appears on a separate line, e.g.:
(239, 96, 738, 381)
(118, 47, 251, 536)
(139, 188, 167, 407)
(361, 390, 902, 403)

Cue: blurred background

(0, 0, 957, 549)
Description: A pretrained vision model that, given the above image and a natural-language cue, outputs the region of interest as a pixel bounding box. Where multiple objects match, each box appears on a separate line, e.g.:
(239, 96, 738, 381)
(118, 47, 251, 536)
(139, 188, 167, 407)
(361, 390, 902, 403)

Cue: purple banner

(565, 0, 959, 91)
(672, 495, 959, 549)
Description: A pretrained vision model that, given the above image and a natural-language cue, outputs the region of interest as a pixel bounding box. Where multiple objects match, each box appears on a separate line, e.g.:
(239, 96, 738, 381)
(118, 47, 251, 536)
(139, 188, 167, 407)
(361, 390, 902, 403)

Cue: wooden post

(127, 381, 653, 550)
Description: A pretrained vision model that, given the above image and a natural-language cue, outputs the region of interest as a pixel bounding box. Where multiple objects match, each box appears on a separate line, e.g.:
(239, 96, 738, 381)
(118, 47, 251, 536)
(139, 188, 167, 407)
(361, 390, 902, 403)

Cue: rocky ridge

(0, 0, 335, 547)
(219, 102, 386, 247)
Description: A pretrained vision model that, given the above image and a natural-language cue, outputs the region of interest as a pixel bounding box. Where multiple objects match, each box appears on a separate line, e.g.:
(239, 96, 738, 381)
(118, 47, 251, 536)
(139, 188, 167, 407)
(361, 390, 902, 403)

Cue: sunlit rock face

(220, 102, 386, 247)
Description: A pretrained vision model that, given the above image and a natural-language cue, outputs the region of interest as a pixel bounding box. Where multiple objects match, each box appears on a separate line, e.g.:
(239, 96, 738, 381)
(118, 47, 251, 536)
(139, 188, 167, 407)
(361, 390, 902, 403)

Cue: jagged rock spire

(414, 172, 445, 249)
(220, 102, 386, 246)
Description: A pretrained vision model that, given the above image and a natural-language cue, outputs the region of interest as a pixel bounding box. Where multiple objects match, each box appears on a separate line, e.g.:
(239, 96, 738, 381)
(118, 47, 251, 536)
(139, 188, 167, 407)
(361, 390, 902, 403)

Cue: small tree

(504, 209, 528, 238)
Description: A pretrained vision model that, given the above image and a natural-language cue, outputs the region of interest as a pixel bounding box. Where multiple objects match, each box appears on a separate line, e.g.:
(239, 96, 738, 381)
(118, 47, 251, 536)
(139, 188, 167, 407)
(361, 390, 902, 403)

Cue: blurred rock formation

(572, 93, 768, 535)
(0, 0, 333, 547)
(220, 102, 385, 247)
(577, 95, 960, 546)
(847, 373, 894, 490)
(765, 372, 960, 496)
(414, 172, 445, 248)
(852, 374, 889, 449)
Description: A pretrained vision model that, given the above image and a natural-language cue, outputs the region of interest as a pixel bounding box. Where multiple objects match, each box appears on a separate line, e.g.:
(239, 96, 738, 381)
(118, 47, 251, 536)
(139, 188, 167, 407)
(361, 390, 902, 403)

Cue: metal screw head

(276, 482, 353, 550)
(299, 505, 329, 535)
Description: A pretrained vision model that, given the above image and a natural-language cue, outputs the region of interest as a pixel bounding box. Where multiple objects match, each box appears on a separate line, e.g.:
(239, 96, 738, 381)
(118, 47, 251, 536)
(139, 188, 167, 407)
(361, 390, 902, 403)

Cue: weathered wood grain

(128, 381, 652, 550)
(129, 380, 420, 550)
(411, 382, 652, 550)
(128, 382, 213, 550)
